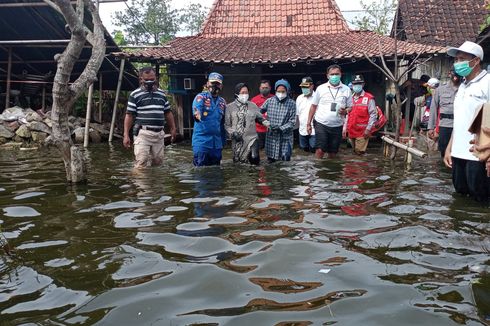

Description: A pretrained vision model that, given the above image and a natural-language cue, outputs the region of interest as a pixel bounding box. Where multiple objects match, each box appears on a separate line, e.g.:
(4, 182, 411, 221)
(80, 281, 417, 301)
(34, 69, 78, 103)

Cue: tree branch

(363, 52, 396, 82)
(69, 0, 106, 101)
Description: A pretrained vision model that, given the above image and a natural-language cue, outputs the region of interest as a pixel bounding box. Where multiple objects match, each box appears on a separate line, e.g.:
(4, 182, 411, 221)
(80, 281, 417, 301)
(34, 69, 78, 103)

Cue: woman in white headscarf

(225, 83, 270, 165)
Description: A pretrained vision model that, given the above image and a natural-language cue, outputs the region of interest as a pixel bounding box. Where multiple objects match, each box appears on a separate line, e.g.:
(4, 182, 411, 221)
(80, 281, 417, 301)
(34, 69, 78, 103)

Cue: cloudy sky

(98, 0, 382, 35)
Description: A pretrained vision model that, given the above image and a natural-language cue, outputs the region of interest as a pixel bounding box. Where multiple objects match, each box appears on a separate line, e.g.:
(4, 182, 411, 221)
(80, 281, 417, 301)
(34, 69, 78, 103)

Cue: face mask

(276, 92, 287, 100)
(453, 60, 474, 77)
(237, 94, 249, 103)
(260, 88, 270, 96)
(329, 75, 341, 85)
(352, 85, 363, 94)
(209, 84, 221, 95)
(144, 80, 155, 92)
(301, 88, 311, 96)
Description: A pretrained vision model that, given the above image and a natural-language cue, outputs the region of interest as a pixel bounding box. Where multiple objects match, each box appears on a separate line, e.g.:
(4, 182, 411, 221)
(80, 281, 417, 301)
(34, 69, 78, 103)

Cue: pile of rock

(0, 106, 114, 148)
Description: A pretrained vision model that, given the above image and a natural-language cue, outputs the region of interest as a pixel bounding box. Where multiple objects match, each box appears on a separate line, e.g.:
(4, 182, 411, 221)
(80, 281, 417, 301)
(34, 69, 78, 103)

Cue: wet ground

(0, 143, 489, 325)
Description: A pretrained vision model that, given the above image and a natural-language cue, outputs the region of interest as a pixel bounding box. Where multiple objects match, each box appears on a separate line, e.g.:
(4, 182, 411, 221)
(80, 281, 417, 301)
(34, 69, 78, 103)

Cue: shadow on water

(0, 143, 489, 325)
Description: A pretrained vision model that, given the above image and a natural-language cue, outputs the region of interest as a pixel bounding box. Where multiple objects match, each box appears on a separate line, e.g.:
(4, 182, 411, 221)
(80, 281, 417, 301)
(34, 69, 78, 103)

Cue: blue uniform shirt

(192, 91, 227, 151)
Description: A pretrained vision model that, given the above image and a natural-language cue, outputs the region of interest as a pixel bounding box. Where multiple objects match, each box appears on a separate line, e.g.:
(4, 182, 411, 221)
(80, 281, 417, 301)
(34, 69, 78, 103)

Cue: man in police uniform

(123, 67, 176, 168)
(191, 72, 227, 166)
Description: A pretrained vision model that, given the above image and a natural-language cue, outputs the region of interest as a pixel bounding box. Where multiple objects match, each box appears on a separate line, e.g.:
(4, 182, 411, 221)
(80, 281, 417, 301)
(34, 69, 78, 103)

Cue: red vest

(251, 94, 274, 133)
(347, 92, 375, 138)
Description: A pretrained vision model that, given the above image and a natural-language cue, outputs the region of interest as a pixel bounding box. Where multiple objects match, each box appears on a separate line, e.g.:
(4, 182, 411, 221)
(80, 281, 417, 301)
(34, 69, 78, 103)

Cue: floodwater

(0, 143, 489, 326)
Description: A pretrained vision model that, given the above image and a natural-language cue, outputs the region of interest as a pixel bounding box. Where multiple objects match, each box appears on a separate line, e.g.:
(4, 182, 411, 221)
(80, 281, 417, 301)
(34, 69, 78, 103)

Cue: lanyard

(328, 86, 340, 102)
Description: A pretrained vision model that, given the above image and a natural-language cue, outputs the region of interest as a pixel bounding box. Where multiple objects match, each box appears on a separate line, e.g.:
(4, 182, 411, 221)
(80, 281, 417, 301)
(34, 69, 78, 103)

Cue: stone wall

(0, 107, 116, 148)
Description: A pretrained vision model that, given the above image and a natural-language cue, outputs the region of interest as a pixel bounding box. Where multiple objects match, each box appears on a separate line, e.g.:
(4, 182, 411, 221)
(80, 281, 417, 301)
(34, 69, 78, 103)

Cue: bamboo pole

(42, 86, 46, 110)
(5, 47, 12, 110)
(109, 58, 125, 142)
(84, 84, 94, 148)
(98, 73, 103, 123)
(381, 136, 427, 158)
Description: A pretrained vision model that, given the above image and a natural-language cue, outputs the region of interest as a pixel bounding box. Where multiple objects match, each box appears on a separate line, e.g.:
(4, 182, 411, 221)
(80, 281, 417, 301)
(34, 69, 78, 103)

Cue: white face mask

(276, 92, 287, 100)
(237, 94, 249, 103)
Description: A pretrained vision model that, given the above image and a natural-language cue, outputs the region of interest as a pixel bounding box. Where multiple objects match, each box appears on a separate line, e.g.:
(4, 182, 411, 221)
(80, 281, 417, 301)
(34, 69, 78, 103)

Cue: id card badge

(330, 102, 337, 112)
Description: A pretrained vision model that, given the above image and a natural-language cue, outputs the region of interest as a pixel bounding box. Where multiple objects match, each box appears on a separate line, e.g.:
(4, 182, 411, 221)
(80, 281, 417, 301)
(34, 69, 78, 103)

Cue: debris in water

(319, 269, 331, 274)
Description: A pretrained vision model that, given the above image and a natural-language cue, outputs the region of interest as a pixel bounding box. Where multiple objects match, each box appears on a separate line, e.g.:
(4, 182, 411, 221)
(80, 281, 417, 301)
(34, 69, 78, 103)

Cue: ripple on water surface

(0, 146, 489, 325)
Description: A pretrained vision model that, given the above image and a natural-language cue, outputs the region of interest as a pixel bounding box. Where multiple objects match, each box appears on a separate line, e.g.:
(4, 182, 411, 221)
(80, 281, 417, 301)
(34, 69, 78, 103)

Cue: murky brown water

(0, 143, 489, 325)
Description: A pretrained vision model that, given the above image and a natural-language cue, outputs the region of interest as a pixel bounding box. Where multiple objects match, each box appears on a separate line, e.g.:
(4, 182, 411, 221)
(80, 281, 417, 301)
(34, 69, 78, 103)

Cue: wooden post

(404, 71, 412, 135)
(109, 58, 125, 142)
(406, 138, 414, 164)
(83, 83, 94, 147)
(98, 73, 103, 122)
(5, 47, 12, 110)
(42, 86, 46, 111)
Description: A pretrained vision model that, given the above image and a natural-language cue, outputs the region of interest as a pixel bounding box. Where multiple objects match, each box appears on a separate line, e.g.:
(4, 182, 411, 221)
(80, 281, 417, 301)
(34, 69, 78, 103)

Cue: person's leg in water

(248, 140, 260, 165)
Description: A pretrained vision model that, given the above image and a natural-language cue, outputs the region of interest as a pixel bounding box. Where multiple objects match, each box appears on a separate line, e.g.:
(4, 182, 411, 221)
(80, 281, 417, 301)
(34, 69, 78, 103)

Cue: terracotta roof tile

(395, 0, 490, 46)
(199, 0, 349, 38)
(116, 31, 445, 64)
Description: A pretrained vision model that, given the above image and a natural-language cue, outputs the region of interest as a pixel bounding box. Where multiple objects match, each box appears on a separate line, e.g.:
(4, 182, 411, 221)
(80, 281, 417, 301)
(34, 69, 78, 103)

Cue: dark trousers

(257, 132, 266, 150)
(438, 127, 452, 157)
(452, 157, 490, 202)
(193, 149, 222, 167)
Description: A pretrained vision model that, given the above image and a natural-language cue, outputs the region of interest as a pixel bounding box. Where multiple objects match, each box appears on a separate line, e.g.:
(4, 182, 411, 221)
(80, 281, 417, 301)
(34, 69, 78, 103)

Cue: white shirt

(312, 82, 352, 127)
(451, 70, 490, 161)
(296, 91, 316, 136)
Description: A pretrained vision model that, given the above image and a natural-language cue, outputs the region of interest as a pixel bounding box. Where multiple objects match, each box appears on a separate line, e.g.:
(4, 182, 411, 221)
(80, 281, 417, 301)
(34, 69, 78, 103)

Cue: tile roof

(394, 0, 490, 46)
(199, 0, 349, 38)
(115, 31, 445, 64)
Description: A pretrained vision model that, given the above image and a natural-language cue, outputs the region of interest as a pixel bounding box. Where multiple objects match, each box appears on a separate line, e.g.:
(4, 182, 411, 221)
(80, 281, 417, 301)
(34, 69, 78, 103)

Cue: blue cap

(208, 72, 223, 84)
(275, 79, 290, 92)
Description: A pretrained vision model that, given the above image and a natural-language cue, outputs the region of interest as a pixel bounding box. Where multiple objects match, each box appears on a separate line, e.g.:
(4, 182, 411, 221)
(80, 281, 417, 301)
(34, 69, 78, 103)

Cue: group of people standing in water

(122, 41, 490, 203)
(191, 65, 382, 167)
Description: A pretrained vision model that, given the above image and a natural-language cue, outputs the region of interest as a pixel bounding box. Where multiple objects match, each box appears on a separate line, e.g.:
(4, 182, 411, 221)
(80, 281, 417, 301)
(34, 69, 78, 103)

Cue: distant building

(392, 0, 489, 80)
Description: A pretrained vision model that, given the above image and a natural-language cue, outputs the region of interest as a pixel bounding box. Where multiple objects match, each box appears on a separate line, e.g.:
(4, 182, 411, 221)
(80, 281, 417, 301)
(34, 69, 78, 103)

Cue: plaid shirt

(262, 96, 296, 160)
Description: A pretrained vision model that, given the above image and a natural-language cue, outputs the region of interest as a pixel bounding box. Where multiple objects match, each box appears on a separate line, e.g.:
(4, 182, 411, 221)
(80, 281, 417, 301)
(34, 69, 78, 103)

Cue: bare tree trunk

(45, 0, 106, 183)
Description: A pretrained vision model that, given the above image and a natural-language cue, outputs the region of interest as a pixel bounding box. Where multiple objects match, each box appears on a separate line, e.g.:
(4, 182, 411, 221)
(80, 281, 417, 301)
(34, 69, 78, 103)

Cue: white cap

(447, 41, 484, 60)
(427, 78, 439, 88)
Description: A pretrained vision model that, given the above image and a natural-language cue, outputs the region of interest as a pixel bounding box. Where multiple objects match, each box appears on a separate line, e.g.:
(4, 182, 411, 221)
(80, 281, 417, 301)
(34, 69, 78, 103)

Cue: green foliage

(480, 4, 490, 32)
(112, 30, 127, 46)
(180, 3, 209, 35)
(112, 0, 179, 45)
(351, 0, 398, 35)
(112, 0, 209, 45)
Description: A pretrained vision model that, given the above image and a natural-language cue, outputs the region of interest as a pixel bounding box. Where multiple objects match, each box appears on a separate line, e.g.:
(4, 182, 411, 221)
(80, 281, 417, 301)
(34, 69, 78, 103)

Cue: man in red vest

(251, 80, 274, 149)
(344, 74, 377, 154)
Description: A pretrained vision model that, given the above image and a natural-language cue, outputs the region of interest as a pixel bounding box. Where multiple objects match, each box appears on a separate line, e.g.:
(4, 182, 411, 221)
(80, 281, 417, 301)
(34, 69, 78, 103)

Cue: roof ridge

(199, 0, 350, 38)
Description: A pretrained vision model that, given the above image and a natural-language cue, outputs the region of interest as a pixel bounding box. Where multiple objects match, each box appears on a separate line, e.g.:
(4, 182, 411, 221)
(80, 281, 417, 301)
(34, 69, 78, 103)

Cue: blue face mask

(301, 88, 311, 95)
(453, 60, 474, 77)
(352, 85, 363, 94)
(329, 75, 341, 85)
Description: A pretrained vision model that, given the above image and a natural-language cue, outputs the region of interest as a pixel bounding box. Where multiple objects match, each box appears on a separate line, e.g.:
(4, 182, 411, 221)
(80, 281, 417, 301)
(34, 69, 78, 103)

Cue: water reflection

(0, 144, 489, 325)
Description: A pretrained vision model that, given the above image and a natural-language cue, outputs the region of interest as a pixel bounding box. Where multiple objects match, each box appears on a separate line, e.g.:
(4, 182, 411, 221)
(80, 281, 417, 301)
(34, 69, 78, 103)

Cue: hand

(342, 129, 347, 139)
(428, 130, 434, 139)
(232, 132, 242, 142)
(270, 126, 281, 133)
(470, 127, 490, 160)
(339, 108, 347, 116)
(170, 128, 177, 143)
(363, 130, 370, 139)
(123, 135, 131, 149)
(443, 149, 452, 169)
(262, 120, 271, 127)
(194, 111, 201, 122)
(306, 124, 312, 135)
